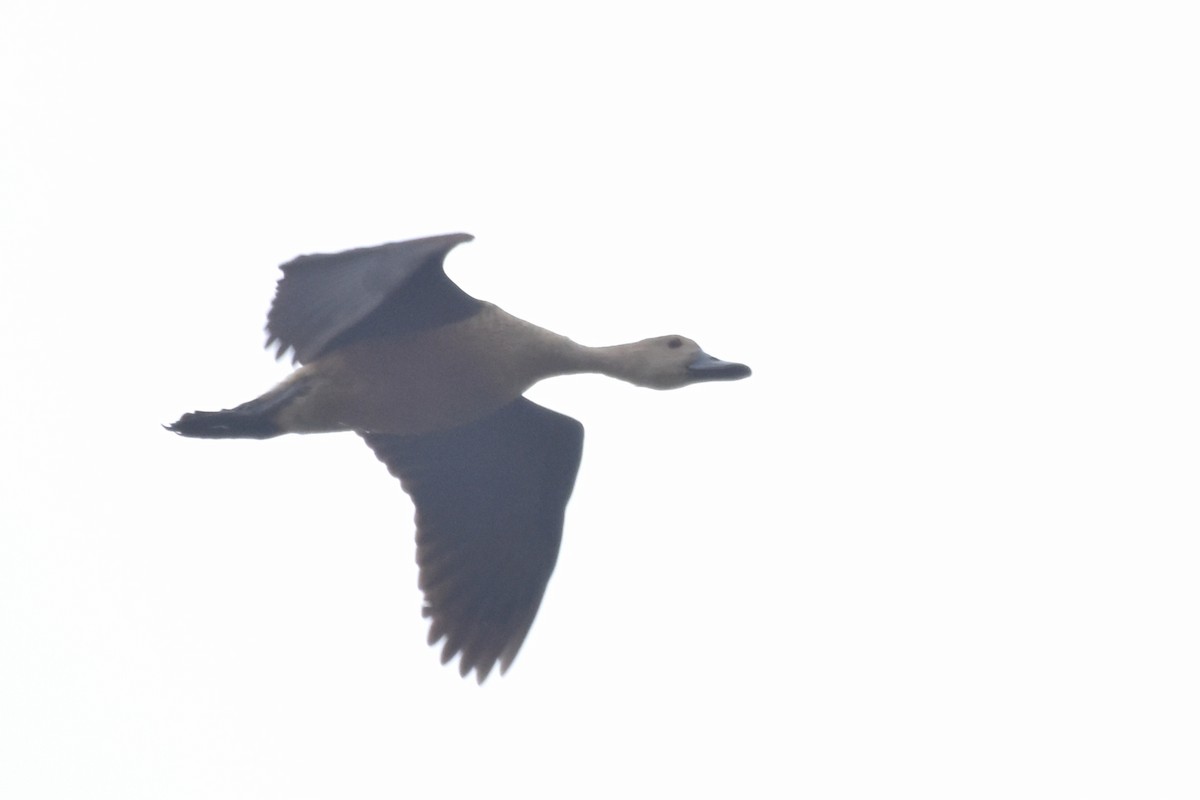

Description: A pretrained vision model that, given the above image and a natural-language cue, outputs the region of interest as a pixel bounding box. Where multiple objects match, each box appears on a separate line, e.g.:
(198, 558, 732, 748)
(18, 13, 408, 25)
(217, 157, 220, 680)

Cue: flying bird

(168, 233, 750, 682)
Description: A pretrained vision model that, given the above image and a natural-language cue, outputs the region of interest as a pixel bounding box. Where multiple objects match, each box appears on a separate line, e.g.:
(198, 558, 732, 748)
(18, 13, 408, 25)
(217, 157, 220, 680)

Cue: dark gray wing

(361, 398, 585, 683)
(266, 232, 479, 364)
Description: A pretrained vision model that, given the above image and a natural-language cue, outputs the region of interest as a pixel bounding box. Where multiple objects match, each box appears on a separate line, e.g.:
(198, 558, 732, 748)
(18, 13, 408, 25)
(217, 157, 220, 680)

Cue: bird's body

(169, 233, 749, 681)
(275, 303, 578, 436)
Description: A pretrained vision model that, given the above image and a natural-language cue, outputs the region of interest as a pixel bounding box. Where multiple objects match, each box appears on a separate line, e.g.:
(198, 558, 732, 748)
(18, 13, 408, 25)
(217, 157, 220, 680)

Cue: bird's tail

(166, 378, 309, 440)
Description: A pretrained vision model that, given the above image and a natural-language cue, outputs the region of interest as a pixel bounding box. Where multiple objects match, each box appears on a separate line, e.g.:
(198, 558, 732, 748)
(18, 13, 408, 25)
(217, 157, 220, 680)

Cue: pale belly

(274, 308, 571, 436)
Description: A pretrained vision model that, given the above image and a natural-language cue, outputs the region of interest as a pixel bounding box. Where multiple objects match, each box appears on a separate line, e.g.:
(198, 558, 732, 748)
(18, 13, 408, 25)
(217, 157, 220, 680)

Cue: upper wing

(266, 232, 479, 364)
(361, 398, 585, 683)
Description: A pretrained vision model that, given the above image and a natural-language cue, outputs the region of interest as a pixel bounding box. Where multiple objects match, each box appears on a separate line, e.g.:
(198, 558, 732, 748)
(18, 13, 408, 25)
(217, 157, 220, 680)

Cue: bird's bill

(686, 352, 752, 381)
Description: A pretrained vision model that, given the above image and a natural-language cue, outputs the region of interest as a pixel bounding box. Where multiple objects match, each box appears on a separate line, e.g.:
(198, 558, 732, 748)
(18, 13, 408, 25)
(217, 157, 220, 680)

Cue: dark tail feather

(166, 407, 282, 439)
(166, 379, 309, 440)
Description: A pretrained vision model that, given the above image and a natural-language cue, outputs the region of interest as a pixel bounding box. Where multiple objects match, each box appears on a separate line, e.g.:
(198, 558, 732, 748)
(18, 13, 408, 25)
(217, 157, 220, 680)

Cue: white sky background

(2, 1, 1198, 797)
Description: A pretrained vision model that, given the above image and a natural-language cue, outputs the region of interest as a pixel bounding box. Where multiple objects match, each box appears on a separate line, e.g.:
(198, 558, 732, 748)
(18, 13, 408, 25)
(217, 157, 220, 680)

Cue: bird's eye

(667, 337, 682, 349)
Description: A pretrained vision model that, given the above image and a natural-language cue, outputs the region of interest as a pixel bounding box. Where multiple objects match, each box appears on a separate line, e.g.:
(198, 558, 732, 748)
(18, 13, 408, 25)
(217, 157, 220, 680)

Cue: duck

(168, 232, 750, 682)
